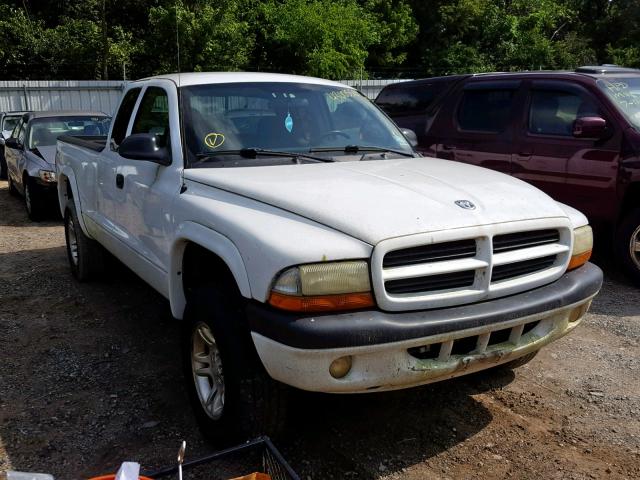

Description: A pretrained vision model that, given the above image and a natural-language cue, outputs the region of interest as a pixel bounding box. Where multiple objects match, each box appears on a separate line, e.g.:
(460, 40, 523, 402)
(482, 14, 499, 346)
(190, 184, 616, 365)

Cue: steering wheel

(318, 130, 351, 143)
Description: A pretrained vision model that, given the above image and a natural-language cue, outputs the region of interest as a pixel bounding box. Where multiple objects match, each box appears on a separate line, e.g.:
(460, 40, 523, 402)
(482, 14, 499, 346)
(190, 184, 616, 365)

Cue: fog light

(569, 301, 591, 323)
(329, 355, 352, 379)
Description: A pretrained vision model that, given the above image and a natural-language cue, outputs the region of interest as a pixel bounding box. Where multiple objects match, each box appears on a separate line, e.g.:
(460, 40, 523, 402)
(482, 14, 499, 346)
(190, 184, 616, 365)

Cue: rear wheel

(615, 207, 640, 285)
(64, 202, 105, 281)
(183, 284, 288, 444)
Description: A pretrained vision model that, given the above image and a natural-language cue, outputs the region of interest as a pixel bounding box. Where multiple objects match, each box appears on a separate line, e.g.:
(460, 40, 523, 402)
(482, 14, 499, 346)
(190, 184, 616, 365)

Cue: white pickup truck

(56, 72, 603, 441)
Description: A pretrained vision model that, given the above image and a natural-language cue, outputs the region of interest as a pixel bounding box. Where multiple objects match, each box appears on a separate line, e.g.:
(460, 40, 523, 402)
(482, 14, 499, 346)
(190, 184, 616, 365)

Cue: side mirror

(5, 137, 22, 150)
(573, 116, 607, 139)
(118, 133, 170, 165)
(400, 128, 419, 148)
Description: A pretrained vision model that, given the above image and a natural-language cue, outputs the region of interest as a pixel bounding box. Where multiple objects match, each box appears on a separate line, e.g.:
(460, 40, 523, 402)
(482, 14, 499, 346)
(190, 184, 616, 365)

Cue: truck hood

(184, 158, 568, 245)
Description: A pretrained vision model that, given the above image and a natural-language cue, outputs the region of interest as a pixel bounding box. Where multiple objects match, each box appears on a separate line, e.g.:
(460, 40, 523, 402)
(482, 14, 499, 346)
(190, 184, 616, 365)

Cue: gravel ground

(0, 179, 639, 480)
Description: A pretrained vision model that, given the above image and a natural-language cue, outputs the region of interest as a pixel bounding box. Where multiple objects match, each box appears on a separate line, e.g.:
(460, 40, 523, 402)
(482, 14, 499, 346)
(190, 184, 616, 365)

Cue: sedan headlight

(38, 170, 56, 183)
(269, 260, 374, 312)
(568, 225, 593, 270)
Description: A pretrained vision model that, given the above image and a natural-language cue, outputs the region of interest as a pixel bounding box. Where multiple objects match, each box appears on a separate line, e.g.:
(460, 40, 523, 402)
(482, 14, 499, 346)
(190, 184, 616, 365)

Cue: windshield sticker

(204, 132, 225, 149)
(284, 112, 293, 133)
(602, 80, 640, 108)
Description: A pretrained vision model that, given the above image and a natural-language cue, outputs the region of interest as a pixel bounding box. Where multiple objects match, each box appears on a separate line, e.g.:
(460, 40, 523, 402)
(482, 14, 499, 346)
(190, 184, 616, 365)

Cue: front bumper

(249, 263, 602, 393)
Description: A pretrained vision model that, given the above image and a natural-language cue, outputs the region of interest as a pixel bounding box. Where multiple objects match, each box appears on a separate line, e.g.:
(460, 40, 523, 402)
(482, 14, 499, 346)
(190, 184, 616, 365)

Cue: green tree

(260, 0, 379, 79)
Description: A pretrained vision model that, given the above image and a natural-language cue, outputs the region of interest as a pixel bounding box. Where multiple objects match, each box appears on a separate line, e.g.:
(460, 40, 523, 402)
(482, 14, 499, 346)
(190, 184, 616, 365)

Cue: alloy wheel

(630, 224, 640, 270)
(191, 322, 225, 420)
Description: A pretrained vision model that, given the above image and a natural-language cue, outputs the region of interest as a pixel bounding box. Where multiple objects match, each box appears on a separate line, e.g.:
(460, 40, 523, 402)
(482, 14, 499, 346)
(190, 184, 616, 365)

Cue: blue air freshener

(285, 113, 293, 133)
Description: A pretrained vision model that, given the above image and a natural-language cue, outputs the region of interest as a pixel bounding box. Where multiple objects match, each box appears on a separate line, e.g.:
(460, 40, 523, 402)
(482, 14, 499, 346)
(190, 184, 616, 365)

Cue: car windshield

(2, 116, 21, 133)
(597, 76, 640, 129)
(181, 82, 413, 167)
(27, 116, 110, 149)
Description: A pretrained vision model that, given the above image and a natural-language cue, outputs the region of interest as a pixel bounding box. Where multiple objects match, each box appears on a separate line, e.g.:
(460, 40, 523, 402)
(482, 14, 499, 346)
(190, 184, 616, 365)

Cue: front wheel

(183, 285, 288, 444)
(24, 178, 44, 221)
(615, 207, 640, 285)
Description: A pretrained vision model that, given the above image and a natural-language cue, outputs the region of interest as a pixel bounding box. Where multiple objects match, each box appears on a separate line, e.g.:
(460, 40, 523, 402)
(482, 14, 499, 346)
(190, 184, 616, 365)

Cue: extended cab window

(111, 87, 141, 148)
(529, 90, 599, 136)
(457, 89, 514, 132)
(132, 87, 170, 147)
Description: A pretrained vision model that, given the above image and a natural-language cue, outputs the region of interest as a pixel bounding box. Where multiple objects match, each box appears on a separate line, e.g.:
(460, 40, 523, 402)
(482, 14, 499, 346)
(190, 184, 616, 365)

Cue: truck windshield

(597, 77, 640, 129)
(27, 116, 110, 149)
(180, 82, 413, 166)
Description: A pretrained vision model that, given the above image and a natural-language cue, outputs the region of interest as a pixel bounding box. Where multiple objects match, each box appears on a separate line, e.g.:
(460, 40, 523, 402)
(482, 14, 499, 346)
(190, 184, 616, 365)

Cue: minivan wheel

(64, 202, 105, 281)
(615, 207, 640, 285)
(183, 284, 288, 444)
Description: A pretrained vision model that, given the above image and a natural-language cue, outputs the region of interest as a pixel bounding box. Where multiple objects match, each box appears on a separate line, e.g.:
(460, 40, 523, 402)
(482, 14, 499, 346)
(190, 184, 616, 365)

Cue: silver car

(5, 111, 110, 220)
(0, 111, 30, 179)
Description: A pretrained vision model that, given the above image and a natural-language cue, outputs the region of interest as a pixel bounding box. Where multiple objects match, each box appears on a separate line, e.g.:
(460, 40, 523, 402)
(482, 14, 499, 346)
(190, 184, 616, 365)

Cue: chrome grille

(383, 239, 476, 267)
(373, 222, 572, 312)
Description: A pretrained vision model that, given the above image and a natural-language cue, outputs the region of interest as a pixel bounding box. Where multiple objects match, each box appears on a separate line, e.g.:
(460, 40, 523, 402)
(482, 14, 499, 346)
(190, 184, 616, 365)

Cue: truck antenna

(175, 0, 181, 85)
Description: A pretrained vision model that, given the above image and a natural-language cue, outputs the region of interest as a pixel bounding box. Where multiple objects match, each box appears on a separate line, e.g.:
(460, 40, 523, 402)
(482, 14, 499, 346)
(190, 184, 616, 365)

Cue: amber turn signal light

(268, 291, 375, 312)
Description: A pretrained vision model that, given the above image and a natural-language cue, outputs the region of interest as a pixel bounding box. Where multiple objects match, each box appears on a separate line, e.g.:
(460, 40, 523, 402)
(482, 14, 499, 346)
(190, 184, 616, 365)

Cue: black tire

(183, 284, 288, 444)
(7, 174, 19, 196)
(501, 351, 538, 370)
(24, 177, 44, 221)
(0, 154, 6, 180)
(64, 202, 105, 281)
(615, 207, 640, 285)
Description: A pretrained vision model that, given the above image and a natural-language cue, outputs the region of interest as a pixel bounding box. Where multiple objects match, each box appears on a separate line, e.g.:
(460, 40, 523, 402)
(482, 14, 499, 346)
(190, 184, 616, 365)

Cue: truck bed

(57, 135, 107, 152)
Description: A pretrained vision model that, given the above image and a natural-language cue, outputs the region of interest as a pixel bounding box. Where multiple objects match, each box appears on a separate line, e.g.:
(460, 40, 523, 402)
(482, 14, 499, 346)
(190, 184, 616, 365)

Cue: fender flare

(169, 221, 252, 319)
(57, 167, 92, 237)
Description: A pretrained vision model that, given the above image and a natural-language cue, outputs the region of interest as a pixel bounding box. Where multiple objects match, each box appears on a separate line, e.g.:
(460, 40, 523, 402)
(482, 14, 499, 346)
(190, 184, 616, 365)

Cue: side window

(457, 89, 515, 133)
(10, 119, 23, 139)
(17, 121, 27, 144)
(377, 82, 449, 115)
(131, 87, 170, 147)
(529, 90, 599, 136)
(111, 87, 141, 148)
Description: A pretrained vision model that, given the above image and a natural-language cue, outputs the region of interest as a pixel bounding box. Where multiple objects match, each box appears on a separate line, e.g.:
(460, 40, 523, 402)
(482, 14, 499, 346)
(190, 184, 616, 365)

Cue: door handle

(517, 150, 533, 156)
(116, 173, 124, 189)
(442, 144, 457, 151)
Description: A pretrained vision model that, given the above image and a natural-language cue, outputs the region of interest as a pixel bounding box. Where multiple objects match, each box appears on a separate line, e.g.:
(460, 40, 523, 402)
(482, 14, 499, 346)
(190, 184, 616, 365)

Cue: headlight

(38, 170, 56, 183)
(269, 260, 374, 312)
(568, 225, 593, 270)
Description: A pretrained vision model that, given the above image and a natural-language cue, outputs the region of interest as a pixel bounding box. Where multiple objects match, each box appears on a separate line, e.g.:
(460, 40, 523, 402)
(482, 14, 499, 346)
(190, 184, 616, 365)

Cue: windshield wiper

(193, 148, 333, 165)
(310, 145, 416, 158)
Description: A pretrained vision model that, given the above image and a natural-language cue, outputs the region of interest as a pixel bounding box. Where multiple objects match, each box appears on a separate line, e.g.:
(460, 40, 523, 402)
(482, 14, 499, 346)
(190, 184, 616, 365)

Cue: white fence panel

(0, 80, 125, 115)
(339, 79, 413, 99)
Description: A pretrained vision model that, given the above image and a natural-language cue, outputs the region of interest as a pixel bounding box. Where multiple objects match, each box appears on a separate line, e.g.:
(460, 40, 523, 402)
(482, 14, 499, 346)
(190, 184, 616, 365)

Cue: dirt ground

(0, 178, 638, 480)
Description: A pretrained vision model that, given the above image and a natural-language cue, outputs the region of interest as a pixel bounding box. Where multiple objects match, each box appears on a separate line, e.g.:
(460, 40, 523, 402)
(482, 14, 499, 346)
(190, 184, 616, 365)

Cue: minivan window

(376, 82, 449, 115)
(457, 89, 514, 132)
(529, 90, 598, 136)
(597, 77, 640, 129)
(111, 87, 141, 147)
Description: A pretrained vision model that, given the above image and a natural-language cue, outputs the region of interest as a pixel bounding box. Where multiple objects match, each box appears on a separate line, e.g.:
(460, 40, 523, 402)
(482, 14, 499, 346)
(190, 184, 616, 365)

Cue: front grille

(493, 229, 559, 253)
(383, 239, 476, 268)
(492, 255, 557, 282)
(376, 225, 570, 311)
(385, 270, 475, 294)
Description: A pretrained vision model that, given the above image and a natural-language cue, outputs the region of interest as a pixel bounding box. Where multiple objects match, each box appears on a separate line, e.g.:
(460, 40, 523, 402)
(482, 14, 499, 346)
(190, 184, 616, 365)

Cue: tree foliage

(0, 0, 639, 80)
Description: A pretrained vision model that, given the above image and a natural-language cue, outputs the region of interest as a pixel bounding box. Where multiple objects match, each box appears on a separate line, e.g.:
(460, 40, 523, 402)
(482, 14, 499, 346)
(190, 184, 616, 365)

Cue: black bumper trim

(247, 263, 603, 349)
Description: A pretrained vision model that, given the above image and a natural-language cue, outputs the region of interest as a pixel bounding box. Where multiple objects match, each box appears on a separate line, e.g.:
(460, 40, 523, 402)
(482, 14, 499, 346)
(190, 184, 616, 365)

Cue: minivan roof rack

(575, 65, 640, 74)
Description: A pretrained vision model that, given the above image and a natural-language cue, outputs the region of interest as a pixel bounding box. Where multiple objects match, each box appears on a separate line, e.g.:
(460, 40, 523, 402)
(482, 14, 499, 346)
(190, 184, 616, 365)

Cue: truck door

(95, 87, 142, 238)
(433, 80, 524, 175)
(513, 81, 621, 223)
(113, 84, 178, 273)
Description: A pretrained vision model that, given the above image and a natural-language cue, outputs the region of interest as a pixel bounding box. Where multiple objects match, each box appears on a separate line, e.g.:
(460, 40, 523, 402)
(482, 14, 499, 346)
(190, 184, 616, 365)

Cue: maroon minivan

(376, 66, 640, 284)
